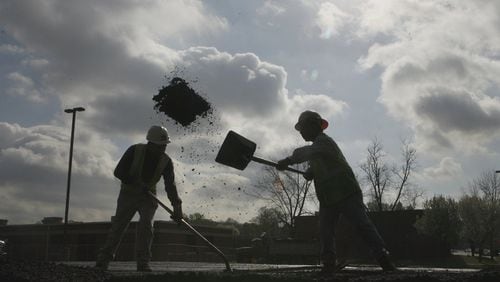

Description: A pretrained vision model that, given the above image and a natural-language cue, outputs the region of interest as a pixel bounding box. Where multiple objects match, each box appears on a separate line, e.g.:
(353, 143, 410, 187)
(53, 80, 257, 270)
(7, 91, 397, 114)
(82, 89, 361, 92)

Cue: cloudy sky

(1, 0, 499, 224)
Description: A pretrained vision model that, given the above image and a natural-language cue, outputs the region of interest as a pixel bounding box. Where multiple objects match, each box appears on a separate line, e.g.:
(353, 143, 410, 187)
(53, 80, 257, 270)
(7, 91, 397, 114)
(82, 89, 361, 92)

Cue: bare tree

(360, 138, 391, 211)
(360, 138, 418, 211)
(249, 163, 315, 232)
(468, 171, 500, 259)
(391, 139, 418, 210)
(402, 186, 425, 210)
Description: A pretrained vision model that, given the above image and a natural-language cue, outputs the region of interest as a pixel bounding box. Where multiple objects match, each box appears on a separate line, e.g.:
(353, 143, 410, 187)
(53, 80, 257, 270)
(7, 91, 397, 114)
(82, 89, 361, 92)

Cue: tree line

(415, 171, 500, 259)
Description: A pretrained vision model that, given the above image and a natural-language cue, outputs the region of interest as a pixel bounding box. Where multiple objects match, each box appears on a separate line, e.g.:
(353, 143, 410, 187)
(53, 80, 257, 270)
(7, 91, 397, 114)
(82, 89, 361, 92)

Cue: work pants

(97, 189, 158, 264)
(319, 192, 387, 263)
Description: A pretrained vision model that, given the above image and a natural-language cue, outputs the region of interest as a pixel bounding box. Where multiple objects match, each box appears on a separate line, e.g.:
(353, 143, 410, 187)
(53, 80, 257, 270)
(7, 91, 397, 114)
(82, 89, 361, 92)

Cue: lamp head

(64, 107, 86, 113)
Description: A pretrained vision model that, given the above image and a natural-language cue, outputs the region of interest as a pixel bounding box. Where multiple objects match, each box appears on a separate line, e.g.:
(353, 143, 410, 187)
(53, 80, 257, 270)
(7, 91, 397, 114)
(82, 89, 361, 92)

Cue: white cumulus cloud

(356, 0, 500, 154)
(316, 2, 352, 39)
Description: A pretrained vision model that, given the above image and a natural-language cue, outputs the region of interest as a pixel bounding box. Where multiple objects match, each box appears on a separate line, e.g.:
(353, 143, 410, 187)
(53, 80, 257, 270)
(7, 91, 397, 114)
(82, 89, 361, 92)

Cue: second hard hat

(146, 125, 170, 144)
(294, 110, 329, 131)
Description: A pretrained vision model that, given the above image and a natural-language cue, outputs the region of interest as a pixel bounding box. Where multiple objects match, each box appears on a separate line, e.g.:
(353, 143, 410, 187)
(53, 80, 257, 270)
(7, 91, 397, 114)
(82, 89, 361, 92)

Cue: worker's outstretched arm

(162, 157, 183, 221)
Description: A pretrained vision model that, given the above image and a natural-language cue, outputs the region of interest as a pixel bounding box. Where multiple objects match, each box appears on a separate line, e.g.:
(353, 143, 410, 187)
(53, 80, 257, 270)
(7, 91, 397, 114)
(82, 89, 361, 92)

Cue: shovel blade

(215, 130, 256, 170)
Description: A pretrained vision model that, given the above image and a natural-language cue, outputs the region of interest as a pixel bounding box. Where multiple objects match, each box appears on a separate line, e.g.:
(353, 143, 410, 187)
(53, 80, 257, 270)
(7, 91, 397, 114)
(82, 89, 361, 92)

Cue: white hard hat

(146, 125, 170, 144)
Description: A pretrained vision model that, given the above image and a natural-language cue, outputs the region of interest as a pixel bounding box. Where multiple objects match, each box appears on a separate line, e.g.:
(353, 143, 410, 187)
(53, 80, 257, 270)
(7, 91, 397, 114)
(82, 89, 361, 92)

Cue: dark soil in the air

(153, 77, 212, 127)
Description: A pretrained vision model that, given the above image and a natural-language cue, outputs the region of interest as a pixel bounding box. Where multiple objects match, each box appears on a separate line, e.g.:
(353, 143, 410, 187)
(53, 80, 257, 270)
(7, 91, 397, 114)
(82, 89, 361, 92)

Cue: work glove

(276, 158, 292, 171)
(303, 168, 314, 181)
(171, 203, 183, 222)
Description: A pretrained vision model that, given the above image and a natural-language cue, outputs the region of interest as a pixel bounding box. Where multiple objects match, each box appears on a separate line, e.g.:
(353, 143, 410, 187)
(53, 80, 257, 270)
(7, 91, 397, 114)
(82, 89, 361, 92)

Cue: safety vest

(309, 135, 361, 206)
(121, 144, 168, 194)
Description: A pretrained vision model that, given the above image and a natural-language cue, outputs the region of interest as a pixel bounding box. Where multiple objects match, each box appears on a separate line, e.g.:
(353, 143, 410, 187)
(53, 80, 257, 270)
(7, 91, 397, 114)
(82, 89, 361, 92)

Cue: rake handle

(251, 156, 305, 175)
(147, 192, 232, 272)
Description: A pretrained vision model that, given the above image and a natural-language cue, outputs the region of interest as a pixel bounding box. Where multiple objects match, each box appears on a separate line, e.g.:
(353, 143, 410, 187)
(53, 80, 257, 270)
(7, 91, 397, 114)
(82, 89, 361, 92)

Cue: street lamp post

(63, 107, 85, 260)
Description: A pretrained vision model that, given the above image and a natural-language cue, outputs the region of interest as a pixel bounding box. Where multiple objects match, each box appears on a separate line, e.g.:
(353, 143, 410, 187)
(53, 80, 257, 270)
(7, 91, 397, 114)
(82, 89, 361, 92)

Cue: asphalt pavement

(64, 261, 480, 274)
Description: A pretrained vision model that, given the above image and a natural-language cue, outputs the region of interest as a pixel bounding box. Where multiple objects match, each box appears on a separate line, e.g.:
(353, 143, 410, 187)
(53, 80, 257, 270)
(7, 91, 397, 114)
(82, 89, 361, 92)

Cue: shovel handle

(147, 192, 232, 272)
(251, 156, 305, 175)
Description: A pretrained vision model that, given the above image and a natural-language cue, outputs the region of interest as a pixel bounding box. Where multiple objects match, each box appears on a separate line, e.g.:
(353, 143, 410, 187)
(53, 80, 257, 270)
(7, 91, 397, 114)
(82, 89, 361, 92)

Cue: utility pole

(63, 107, 85, 260)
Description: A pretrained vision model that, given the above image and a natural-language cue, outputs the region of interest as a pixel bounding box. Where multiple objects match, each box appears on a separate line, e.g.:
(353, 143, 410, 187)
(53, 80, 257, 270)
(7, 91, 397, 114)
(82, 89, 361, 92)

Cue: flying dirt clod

(153, 77, 212, 127)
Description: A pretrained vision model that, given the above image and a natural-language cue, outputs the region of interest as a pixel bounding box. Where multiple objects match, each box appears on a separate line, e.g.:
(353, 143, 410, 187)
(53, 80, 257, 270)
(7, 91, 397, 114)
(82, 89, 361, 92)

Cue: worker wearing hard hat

(96, 125, 182, 272)
(276, 111, 396, 275)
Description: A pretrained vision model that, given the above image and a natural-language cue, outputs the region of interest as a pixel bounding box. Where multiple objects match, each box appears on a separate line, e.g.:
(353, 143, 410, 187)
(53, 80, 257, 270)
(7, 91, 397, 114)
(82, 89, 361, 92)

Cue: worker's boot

(95, 253, 110, 271)
(136, 249, 153, 272)
(320, 254, 336, 276)
(94, 258, 109, 271)
(376, 249, 397, 272)
(336, 258, 348, 271)
(94, 260, 109, 271)
(137, 261, 152, 272)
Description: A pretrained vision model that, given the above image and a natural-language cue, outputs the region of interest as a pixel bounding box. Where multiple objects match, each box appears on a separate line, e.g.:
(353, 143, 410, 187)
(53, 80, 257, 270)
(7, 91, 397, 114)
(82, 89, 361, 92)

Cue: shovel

(147, 191, 232, 272)
(215, 130, 304, 175)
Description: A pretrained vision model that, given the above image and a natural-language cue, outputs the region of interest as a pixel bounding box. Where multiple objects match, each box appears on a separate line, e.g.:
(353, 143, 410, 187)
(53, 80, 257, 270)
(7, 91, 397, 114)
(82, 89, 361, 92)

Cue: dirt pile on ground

(2, 259, 500, 282)
(0, 259, 110, 282)
(110, 268, 500, 282)
(153, 77, 212, 127)
(108, 268, 500, 282)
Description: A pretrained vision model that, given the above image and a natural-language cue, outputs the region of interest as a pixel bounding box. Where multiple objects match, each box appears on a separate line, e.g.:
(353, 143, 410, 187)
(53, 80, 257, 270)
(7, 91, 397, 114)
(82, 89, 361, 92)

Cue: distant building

(294, 209, 451, 259)
(239, 210, 451, 264)
(0, 219, 236, 262)
(1, 210, 451, 263)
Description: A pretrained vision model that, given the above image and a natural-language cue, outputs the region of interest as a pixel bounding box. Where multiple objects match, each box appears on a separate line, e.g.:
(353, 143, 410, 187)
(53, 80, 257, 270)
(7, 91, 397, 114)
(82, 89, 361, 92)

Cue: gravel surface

(0, 259, 110, 282)
(108, 268, 500, 282)
(2, 259, 499, 282)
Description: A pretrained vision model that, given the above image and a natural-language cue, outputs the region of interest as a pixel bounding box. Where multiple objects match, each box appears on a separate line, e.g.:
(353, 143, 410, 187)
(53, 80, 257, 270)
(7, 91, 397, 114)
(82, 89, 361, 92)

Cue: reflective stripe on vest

(121, 144, 168, 193)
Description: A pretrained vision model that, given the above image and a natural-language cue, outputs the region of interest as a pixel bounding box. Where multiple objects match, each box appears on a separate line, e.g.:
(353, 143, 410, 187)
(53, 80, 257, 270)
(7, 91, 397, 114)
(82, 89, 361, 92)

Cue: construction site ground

(2, 259, 500, 282)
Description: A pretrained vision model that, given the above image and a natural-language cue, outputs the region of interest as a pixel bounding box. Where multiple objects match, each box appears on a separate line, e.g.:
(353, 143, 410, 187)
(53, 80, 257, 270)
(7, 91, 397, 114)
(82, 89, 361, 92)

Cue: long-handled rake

(148, 191, 232, 272)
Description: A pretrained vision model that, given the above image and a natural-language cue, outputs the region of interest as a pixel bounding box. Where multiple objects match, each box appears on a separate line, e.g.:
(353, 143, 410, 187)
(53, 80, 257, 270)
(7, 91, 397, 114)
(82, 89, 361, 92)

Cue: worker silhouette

(276, 111, 396, 275)
(96, 125, 182, 272)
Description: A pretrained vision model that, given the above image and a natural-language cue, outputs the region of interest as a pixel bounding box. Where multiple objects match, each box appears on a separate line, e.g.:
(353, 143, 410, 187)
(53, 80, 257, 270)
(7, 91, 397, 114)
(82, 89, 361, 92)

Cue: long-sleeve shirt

(114, 144, 181, 205)
(287, 132, 361, 206)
